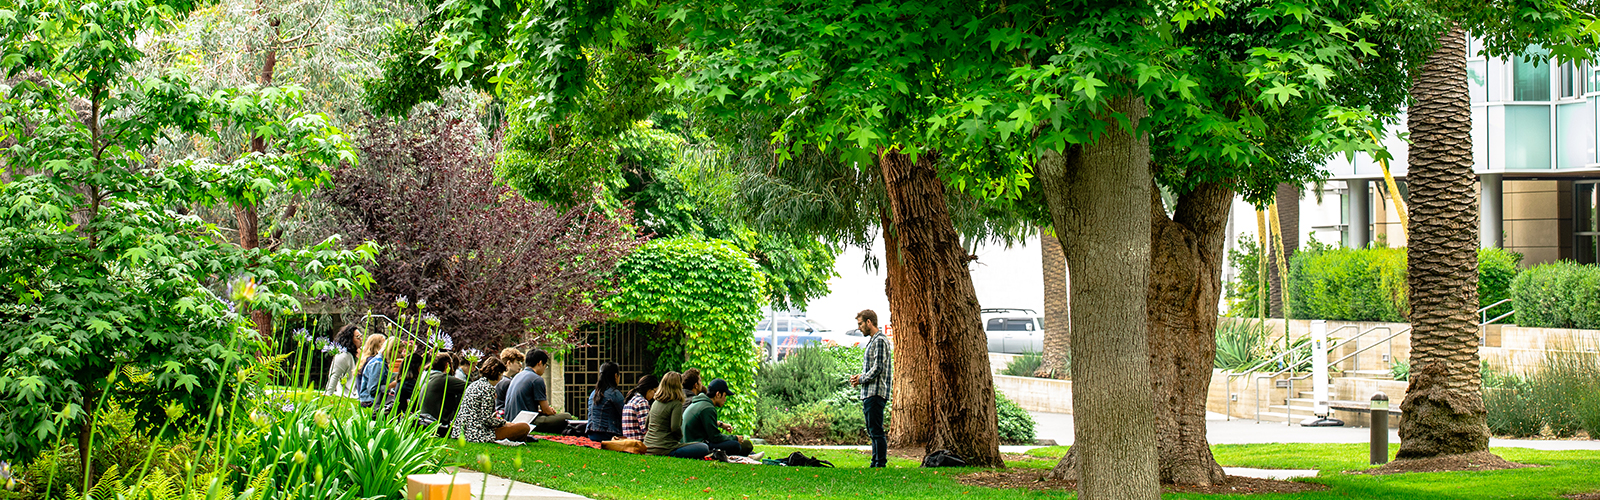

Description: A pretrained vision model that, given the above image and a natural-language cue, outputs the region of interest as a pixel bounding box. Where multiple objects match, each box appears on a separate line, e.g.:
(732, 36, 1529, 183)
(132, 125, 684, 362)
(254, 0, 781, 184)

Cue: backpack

(920, 450, 967, 468)
(780, 451, 834, 468)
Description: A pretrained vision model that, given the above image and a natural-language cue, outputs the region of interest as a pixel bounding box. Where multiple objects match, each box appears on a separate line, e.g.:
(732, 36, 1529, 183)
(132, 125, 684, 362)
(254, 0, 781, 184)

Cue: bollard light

(1370, 392, 1390, 465)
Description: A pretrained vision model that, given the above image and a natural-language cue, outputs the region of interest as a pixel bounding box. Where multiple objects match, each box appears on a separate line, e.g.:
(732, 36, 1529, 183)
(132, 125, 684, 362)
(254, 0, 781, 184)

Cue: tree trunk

(1397, 25, 1489, 459)
(1036, 225, 1070, 378)
(77, 386, 97, 493)
(877, 149, 1002, 467)
(885, 212, 935, 449)
(1147, 182, 1231, 485)
(235, 203, 273, 339)
(1267, 183, 1299, 317)
(1039, 94, 1160, 499)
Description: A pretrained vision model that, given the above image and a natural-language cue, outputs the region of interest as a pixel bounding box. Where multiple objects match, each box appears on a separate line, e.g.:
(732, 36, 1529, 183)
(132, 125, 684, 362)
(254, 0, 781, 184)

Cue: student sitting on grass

(355, 333, 388, 408)
(682, 378, 753, 457)
(586, 362, 627, 442)
(450, 356, 531, 443)
(419, 352, 468, 435)
(504, 349, 571, 432)
(681, 368, 704, 400)
(620, 374, 659, 440)
(495, 347, 524, 412)
(643, 372, 711, 459)
(381, 351, 428, 419)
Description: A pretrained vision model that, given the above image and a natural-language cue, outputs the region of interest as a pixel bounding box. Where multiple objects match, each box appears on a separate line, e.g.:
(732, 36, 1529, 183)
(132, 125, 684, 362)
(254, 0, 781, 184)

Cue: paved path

(1029, 411, 1600, 451)
(422, 468, 591, 500)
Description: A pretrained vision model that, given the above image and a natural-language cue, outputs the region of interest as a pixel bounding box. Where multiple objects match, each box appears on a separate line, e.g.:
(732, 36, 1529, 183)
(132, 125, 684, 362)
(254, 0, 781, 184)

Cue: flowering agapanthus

(317, 337, 336, 353)
(429, 330, 454, 351)
(395, 295, 410, 309)
(423, 313, 441, 327)
(463, 348, 484, 360)
(293, 328, 312, 343)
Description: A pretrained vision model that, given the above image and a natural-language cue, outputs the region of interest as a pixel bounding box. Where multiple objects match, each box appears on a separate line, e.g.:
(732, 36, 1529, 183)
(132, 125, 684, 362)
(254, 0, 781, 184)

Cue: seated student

(643, 372, 711, 459)
(452, 352, 471, 380)
(504, 349, 571, 431)
(681, 368, 704, 400)
(682, 378, 749, 456)
(419, 353, 468, 435)
(380, 351, 428, 419)
(324, 324, 361, 397)
(586, 362, 627, 442)
(355, 333, 388, 408)
(495, 348, 524, 412)
(620, 374, 659, 440)
(450, 356, 531, 443)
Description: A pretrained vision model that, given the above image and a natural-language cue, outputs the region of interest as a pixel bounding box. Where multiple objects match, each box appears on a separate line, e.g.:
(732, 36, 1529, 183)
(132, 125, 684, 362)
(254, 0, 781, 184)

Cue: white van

(981, 308, 1043, 354)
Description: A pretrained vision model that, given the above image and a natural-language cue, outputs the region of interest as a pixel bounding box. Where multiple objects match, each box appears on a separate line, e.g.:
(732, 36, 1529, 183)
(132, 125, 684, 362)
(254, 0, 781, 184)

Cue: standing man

(850, 309, 890, 468)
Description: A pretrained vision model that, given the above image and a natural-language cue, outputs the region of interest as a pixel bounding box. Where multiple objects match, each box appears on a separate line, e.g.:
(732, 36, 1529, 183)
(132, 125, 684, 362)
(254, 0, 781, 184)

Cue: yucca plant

(1213, 320, 1268, 372)
(330, 416, 444, 498)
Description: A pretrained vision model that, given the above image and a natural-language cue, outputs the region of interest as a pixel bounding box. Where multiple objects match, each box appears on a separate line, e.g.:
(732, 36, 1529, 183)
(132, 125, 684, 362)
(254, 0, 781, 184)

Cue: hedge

(1510, 261, 1600, 329)
(1284, 246, 1521, 323)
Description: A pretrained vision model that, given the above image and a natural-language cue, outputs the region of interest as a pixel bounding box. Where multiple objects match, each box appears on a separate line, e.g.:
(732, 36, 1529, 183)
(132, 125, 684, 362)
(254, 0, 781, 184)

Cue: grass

(442, 440, 1600, 500)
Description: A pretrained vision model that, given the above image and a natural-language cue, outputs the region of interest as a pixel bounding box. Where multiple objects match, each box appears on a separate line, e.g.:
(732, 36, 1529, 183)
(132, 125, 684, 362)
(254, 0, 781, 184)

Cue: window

(1578, 182, 1600, 264)
(1513, 49, 1552, 101)
(1560, 62, 1586, 98)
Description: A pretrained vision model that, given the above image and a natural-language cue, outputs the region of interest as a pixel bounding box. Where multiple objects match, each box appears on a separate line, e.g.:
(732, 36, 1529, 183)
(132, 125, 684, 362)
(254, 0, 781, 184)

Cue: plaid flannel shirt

(859, 332, 892, 400)
(620, 394, 650, 440)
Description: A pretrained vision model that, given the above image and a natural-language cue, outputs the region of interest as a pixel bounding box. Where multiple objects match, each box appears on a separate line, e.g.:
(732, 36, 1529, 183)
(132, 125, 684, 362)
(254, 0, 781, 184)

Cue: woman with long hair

(643, 372, 711, 458)
(586, 361, 626, 442)
(324, 323, 361, 397)
(355, 333, 388, 407)
(450, 356, 531, 443)
(620, 374, 659, 440)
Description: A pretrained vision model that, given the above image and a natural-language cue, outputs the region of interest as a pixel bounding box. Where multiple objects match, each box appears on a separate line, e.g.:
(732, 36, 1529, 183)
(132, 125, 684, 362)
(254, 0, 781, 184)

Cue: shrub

(1510, 261, 1600, 329)
(754, 345, 870, 445)
(1214, 320, 1268, 371)
(1001, 352, 1044, 377)
(995, 393, 1036, 445)
(1484, 345, 1600, 439)
(1478, 248, 1523, 321)
(1486, 380, 1542, 438)
(1224, 235, 1265, 317)
(755, 346, 853, 410)
(1389, 359, 1410, 381)
(1287, 246, 1408, 322)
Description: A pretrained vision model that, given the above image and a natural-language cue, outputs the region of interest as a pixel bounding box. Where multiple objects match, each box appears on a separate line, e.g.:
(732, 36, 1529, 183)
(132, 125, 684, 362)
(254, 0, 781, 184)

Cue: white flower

(395, 295, 410, 309)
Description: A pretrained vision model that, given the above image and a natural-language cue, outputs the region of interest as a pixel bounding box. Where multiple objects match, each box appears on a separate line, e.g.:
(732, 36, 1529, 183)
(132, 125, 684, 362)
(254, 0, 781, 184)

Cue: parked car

(981, 308, 1043, 354)
(753, 317, 854, 359)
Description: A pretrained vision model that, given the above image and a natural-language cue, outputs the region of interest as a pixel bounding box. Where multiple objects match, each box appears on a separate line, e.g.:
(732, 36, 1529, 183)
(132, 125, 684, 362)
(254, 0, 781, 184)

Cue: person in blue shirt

(355, 333, 388, 407)
(504, 349, 570, 431)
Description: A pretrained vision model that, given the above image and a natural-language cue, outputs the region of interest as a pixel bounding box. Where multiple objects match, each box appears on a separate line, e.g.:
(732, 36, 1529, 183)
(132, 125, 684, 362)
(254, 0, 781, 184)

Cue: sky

(776, 231, 1047, 331)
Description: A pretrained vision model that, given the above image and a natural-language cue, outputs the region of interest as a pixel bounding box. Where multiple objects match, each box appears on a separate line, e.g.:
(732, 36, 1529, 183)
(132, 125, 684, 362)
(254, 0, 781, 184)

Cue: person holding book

(504, 349, 570, 431)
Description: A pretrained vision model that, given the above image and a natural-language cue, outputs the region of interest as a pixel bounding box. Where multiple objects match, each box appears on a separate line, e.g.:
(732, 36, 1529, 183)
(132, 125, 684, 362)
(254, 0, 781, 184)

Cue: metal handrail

(1478, 299, 1513, 325)
(1252, 350, 1315, 423)
(1224, 325, 1355, 421)
(1329, 325, 1393, 373)
(1329, 327, 1409, 374)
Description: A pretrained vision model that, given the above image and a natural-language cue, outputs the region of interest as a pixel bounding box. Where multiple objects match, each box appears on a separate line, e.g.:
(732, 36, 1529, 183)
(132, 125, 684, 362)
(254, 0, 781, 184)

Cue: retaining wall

(993, 374, 1073, 413)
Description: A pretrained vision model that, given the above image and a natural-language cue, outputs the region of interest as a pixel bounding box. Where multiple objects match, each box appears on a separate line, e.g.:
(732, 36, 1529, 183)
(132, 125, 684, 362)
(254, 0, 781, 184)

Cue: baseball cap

(707, 378, 734, 396)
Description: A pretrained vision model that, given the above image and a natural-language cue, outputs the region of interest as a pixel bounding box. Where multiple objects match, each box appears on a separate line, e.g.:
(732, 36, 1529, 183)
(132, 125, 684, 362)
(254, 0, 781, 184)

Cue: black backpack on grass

(920, 450, 966, 468)
(780, 451, 834, 467)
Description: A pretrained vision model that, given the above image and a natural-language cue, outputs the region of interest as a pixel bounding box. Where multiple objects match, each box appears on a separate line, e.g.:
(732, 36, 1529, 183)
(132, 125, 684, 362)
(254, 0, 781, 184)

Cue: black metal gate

(562, 322, 655, 419)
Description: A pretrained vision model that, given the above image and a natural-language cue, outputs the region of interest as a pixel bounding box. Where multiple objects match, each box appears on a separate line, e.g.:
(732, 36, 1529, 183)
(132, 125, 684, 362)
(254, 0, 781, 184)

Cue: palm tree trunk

(1037, 225, 1070, 378)
(1397, 25, 1490, 459)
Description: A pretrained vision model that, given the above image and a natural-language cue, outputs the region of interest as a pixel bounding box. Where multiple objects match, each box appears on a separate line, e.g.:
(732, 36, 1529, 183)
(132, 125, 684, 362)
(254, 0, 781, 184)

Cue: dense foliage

(0, 0, 377, 465)
(605, 237, 766, 428)
(1509, 261, 1600, 329)
(1214, 320, 1270, 372)
(1224, 236, 1266, 318)
(1283, 246, 1521, 323)
(313, 109, 640, 350)
(994, 393, 1036, 446)
(1485, 350, 1600, 440)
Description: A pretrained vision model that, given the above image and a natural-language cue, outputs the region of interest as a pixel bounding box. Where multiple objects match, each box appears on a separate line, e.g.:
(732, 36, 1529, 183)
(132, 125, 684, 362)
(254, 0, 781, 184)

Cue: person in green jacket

(643, 372, 711, 458)
(682, 378, 750, 456)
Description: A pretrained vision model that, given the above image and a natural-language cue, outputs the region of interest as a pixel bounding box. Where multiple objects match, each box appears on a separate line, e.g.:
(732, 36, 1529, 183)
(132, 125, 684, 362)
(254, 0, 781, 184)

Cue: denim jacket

(586, 387, 627, 435)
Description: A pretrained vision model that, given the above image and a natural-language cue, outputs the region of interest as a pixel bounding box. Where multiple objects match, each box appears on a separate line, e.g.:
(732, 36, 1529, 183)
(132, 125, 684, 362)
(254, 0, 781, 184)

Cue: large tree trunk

(1267, 183, 1299, 317)
(885, 212, 935, 449)
(1148, 182, 1232, 485)
(1039, 94, 1159, 499)
(877, 149, 1002, 467)
(1398, 26, 1490, 459)
(1036, 225, 1070, 378)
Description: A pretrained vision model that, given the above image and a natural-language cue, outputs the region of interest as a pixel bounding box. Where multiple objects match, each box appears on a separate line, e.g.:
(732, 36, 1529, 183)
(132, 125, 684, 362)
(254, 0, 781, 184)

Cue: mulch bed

(1355, 451, 1537, 475)
(1564, 493, 1600, 500)
(956, 470, 1328, 495)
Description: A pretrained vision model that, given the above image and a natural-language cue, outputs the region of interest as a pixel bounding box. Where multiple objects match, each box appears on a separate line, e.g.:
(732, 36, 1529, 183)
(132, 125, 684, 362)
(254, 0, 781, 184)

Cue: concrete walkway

(424, 468, 592, 500)
(1030, 411, 1600, 451)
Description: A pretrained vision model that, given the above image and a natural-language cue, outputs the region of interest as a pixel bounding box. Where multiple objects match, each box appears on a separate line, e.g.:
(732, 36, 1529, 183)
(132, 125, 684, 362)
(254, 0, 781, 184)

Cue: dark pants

(669, 442, 712, 459)
(704, 437, 742, 455)
(586, 431, 619, 443)
(863, 395, 887, 467)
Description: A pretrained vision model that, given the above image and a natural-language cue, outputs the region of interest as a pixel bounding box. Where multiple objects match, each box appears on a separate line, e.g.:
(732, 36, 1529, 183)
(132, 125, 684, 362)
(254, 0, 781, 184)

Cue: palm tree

(1397, 26, 1491, 459)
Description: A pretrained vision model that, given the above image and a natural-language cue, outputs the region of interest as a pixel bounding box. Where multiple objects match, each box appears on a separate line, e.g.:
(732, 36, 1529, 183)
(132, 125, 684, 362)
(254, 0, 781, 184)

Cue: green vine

(604, 237, 767, 428)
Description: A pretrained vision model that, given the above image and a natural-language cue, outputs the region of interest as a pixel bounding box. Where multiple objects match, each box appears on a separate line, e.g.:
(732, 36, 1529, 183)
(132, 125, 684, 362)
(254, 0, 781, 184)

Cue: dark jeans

(586, 431, 619, 443)
(863, 395, 887, 467)
(669, 442, 712, 459)
(704, 437, 742, 455)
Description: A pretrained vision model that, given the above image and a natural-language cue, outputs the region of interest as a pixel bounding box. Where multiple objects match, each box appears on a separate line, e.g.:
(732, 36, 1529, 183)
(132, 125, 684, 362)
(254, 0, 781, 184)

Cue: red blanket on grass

(540, 434, 602, 449)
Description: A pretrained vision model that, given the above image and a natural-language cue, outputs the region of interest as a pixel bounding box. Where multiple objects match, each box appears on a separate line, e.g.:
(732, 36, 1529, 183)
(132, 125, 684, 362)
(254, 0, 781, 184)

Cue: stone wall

(993, 375, 1072, 413)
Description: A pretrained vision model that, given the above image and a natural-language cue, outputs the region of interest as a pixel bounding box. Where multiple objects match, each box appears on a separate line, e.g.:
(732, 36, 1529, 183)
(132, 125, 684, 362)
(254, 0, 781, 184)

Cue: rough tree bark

(236, 11, 283, 340)
(877, 149, 1002, 467)
(1397, 26, 1490, 459)
(884, 212, 935, 449)
(1039, 94, 1160, 499)
(1036, 226, 1071, 379)
(1266, 183, 1299, 317)
(1147, 181, 1232, 485)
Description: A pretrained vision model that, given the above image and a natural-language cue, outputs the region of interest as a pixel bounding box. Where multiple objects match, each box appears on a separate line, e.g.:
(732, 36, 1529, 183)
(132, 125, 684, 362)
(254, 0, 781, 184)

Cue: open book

(509, 411, 538, 425)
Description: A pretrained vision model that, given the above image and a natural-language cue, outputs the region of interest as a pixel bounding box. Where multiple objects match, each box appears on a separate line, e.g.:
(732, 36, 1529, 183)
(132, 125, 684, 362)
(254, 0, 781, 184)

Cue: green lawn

(440, 440, 1600, 499)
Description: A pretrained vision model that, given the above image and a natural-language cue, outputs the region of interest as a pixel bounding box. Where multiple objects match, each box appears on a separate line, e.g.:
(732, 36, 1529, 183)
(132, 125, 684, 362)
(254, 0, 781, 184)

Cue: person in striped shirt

(850, 309, 891, 468)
